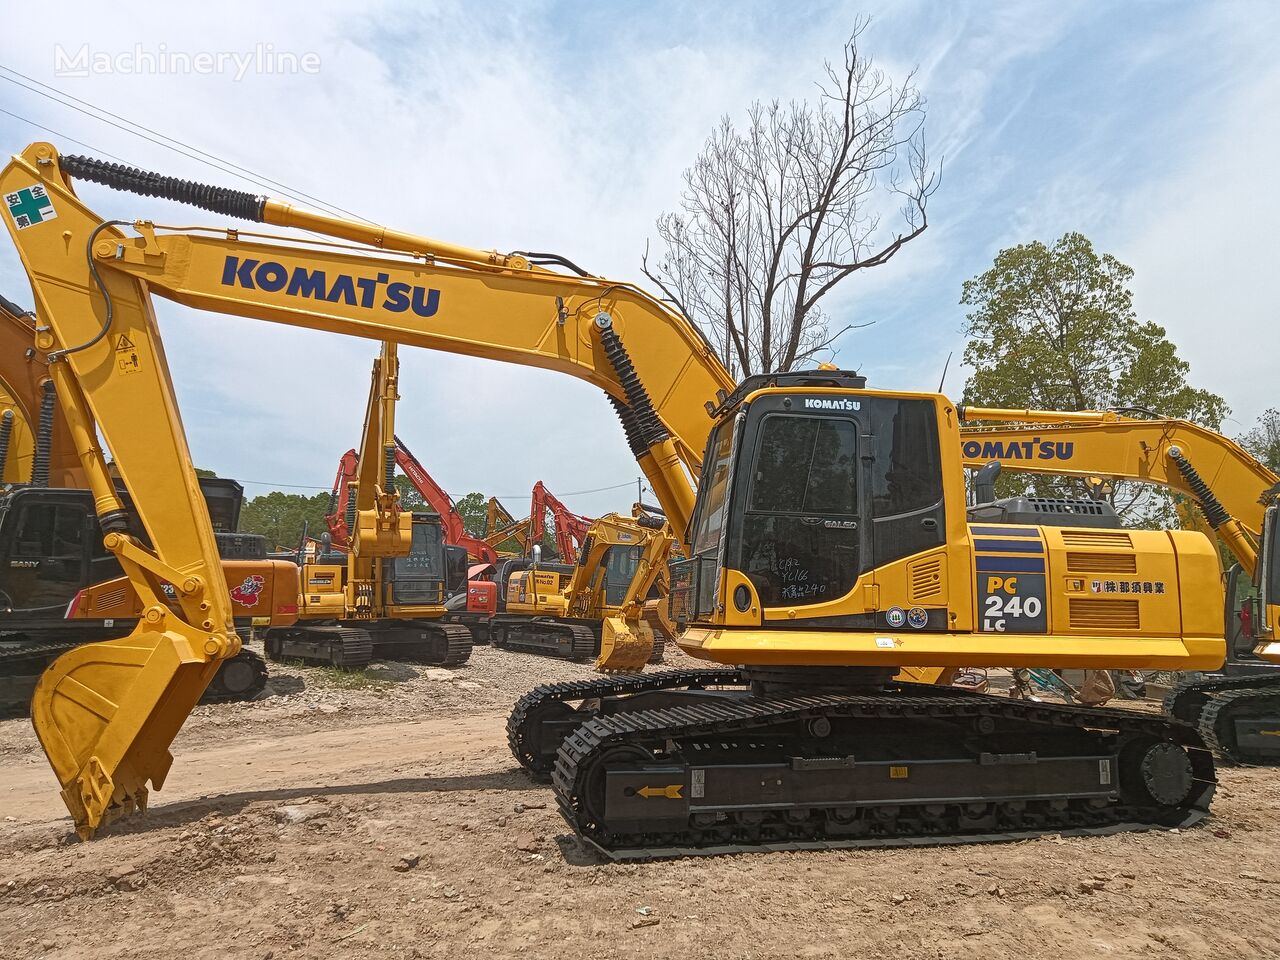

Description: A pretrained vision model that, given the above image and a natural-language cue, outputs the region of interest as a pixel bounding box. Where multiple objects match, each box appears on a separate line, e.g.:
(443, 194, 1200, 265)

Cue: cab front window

(737, 414, 860, 607)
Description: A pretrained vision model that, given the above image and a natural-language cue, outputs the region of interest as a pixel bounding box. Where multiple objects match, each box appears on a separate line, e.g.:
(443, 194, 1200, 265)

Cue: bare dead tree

(644, 22, 938, 379)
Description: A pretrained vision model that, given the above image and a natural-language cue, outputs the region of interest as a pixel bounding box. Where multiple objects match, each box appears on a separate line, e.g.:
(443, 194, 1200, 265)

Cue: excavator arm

(393, 435, 497, 565)
(324, 449, 359, 549)
(483, 496, 530, 554)
(0, 142, 734, 837)
(958, 407, 1280, 577)
(28, 148, 733, 536)
(529, 480, 592, 562)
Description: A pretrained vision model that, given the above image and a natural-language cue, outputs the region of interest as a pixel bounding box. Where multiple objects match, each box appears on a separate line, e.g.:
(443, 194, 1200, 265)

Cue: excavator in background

(0, 294, 291, 712)
(324, 432, 497, 566)
(472, 506, 673, 661)
(483, 496, 529, 556)
(529, 481, 592, 563)
(259, 342, 473, 669)
(8, 144, 1264, 854)
(957, 407, 1280, 763)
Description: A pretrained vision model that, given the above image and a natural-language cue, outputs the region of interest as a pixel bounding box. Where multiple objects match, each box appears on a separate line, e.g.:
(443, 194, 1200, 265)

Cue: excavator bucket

(30, 620, 224, 839)
(595, 615, 656, 672)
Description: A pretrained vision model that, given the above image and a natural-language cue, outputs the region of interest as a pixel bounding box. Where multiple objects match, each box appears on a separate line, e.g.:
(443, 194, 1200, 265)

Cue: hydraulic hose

(1168, 446, 1230, 529)
(0, 409, 13, 479)
(60, 154, 266, 222)
(596, 318, 669, 449)
(606, 394, 647, 459)
(30, 380, 55, 487)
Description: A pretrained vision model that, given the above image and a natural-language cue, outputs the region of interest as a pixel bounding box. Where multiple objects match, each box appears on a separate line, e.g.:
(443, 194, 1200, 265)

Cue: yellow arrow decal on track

(637, 784, 684, 799)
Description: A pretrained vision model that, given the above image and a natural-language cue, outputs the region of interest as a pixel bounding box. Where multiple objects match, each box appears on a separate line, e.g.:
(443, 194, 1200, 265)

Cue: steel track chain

(552, 682, 1217, 861)
(506, 669, 749, 777)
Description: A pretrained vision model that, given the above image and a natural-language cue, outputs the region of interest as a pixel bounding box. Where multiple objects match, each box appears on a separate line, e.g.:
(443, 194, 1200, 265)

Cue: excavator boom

(1, 143, 733, 835)
(529, 481, 592, 562)
(0, 294, 84, 487)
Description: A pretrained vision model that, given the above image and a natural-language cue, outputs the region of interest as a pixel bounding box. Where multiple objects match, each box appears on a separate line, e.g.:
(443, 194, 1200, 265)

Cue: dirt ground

(3, 646, 1280, 960)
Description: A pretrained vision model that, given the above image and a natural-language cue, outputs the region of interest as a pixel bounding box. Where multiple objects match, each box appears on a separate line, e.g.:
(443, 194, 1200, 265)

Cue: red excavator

(530, 480, 591, 562)
(482, 484, 595, 562)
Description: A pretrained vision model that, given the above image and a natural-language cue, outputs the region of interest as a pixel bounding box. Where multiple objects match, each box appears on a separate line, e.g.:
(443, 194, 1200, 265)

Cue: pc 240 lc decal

(978, 573, 1047, 633)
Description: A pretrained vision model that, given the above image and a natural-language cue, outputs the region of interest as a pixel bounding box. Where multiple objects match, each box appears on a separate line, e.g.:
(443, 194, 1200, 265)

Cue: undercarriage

(510, 668, 1216, 860)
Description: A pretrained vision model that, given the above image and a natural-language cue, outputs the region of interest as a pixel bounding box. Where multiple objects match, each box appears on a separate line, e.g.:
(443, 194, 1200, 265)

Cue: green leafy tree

(453, 492, 488, 538)
(961, 232, 1227, 527)
(194, 467, 217, 478)
(239, 491, 333, 550)
(1239, 409, 1280, 474)
(393, 475, 427, 511)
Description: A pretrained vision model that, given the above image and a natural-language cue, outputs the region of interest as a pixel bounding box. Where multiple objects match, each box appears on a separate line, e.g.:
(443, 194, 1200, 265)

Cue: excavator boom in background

(528, 481, 592, 563)
(8, 143, 1270, 855)
(483, 496, 528, 556)
(325, 425, 497, 566)
(958, 407, 1280, 763)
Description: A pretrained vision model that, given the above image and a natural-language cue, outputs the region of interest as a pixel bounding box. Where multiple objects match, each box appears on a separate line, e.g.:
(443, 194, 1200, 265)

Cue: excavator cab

(674, 371, 1225, 676)
(600, 543, 644, 607)
(384, 514, 448, 608)
(674, 371, 948, 636)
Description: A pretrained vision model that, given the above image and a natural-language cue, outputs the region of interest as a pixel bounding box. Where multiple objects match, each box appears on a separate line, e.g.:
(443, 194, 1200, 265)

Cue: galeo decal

(962, 438, 1074, 461)
(803, 397, 860, 411)
(230, 574, 266, 607)
(220, 256, 441, 317)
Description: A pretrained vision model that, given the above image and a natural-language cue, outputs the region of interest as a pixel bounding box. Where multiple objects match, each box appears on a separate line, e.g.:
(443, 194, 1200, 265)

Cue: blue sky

(1, 1, 1276, 513)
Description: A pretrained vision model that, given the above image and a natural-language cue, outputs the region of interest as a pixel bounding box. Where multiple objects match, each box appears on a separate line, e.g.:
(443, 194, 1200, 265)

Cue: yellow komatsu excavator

(958, 407, 1280, 763)
(259, 341, 472, 669)
(6, 143, 1270, 856)
(493, 507, 673, 662)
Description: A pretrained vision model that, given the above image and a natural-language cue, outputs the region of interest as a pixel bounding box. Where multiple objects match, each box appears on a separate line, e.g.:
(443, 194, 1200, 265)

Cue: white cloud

(1, 0, 1274, 517)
